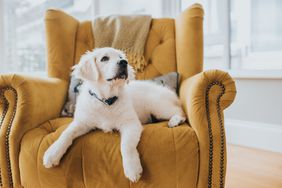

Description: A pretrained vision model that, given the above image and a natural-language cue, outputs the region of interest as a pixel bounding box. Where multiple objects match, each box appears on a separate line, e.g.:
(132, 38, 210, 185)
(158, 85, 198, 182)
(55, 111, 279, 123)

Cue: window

(230, 0, 282, 70)
(1, 0, 281, 74)
(182, 0, 282, 71)
(95, 0, 179, 18)
(0, 0, 94, 73)
(96, 0, 164, 17)
(0, 0, 174, 74)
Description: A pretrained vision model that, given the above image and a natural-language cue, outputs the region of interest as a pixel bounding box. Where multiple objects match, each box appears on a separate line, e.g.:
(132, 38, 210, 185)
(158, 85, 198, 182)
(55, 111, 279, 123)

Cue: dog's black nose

(118, 60, 128, 67)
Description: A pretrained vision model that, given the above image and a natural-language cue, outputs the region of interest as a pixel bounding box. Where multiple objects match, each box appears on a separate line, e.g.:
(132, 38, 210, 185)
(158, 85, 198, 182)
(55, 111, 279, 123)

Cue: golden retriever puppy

(43, 47, 186, 182)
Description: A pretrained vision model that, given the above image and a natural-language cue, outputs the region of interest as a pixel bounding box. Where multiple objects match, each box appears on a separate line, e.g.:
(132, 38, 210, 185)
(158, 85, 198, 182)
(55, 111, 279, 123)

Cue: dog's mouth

(106, 71, 128, 81)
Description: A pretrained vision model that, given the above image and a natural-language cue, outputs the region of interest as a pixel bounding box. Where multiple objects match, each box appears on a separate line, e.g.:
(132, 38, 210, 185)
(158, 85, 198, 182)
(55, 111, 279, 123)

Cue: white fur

(43, 47, 186, 182)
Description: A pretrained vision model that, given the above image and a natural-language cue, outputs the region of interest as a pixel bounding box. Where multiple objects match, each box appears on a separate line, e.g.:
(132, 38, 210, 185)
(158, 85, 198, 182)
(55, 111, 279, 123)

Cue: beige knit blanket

(92, 15, 152, 72)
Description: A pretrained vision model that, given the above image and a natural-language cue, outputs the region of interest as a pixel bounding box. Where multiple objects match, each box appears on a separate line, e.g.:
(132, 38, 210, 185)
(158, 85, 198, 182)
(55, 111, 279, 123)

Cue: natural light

(1, 0, 282, 73)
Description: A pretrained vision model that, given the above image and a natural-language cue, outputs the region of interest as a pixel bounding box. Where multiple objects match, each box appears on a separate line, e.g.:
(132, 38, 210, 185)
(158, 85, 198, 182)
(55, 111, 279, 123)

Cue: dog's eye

(101, 56, 109, 62)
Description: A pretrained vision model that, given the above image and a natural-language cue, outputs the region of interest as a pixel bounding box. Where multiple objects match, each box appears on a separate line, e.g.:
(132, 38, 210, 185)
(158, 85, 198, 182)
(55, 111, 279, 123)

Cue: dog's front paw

(43, 144, 62, 168)
(123, 156, 143, 182)
(168, 115, 186, 128)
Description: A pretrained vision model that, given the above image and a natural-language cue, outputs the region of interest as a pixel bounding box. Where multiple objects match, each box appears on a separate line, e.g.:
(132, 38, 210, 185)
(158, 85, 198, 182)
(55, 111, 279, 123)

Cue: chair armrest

(179, 69, 236, 188)
(0, 74, 68, 187)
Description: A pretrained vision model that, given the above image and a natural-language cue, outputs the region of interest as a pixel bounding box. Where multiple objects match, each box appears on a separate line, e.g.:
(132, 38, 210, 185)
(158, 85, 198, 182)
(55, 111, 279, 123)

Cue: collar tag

(104, 96, 118, 105)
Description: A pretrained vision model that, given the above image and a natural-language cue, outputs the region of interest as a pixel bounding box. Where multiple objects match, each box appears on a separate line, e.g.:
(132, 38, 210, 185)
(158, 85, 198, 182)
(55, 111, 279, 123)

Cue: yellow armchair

(180, 70, 236, 188)
(0, 75, 68, 187)
(0, 4, 236, 188)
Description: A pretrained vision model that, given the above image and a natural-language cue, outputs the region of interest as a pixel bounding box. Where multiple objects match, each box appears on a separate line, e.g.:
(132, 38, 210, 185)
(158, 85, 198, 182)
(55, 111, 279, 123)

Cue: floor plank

(226, 144, 282, 188)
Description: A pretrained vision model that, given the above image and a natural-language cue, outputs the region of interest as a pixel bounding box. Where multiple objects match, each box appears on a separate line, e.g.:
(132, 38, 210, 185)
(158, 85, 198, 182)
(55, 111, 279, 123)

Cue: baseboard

(225, 119, 282, 153)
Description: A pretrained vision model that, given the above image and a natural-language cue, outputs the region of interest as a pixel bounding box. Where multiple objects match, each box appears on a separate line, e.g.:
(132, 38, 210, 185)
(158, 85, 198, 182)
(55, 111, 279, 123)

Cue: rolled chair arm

(0, 74, 68, 188)
(179, 69, 236, 188)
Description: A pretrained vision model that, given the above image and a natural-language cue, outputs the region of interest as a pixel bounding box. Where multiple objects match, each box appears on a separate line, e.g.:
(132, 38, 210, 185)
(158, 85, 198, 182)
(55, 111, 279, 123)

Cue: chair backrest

(45, 4, 203, 82)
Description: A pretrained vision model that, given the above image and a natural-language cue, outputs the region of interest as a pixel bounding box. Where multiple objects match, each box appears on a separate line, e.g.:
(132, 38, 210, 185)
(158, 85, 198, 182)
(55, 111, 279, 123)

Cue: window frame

(181, 0, 282, 79)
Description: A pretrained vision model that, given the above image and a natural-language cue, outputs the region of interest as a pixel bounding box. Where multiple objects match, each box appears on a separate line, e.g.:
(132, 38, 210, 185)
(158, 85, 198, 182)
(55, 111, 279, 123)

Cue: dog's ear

(72, 53, 99, 81)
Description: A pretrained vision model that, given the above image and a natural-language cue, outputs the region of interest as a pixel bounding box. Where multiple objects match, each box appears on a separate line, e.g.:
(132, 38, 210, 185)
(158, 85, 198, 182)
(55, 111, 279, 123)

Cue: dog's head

(72, 47, 135, 84)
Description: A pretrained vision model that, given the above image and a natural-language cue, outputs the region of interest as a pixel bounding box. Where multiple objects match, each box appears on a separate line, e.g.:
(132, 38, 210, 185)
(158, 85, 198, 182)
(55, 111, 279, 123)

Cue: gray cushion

(61, 72, 180, 117)
(151, 72, 179, 92)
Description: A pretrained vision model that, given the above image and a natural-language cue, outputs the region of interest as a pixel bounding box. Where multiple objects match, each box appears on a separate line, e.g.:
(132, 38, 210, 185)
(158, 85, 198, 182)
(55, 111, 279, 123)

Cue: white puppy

(43, 47, 186, 182)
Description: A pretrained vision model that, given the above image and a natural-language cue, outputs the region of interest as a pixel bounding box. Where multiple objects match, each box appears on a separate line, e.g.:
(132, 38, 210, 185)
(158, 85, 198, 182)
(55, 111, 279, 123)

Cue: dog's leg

(43, 121, 91, 168)
(168, 113, 186, 128)
(153, 105, 186, 128)
(120, 121, 143, 182)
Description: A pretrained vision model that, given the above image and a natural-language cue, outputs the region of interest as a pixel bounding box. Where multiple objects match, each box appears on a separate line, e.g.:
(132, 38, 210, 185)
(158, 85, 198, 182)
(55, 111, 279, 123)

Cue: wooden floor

(226, 144, 282, 188)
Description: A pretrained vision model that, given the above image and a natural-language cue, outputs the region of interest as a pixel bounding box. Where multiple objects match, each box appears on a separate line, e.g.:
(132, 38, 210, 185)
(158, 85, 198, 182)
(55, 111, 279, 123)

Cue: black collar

(88, 90, 118, 106)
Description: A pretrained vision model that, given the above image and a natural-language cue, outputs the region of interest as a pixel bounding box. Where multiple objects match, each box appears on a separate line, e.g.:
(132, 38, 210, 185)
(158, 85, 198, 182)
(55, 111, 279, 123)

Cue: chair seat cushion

(19, 118, 199, 188)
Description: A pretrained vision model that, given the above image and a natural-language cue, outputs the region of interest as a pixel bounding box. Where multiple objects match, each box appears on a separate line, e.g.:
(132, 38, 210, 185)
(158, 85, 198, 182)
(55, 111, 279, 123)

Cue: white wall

(224, 78, 282, 153)
(225, 78, 282, 125)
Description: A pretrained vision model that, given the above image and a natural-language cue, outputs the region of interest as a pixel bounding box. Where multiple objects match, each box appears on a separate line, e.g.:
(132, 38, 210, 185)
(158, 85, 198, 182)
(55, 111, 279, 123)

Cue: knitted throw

(92, 15, 152, 72)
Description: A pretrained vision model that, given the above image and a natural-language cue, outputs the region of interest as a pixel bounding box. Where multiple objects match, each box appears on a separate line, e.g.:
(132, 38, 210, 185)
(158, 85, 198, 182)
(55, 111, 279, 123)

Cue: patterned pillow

(61, 72, 180, 117)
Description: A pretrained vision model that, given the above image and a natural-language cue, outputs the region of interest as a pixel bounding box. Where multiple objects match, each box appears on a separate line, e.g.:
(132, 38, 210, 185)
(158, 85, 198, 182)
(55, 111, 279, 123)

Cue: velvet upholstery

(0, 4, 236, 188)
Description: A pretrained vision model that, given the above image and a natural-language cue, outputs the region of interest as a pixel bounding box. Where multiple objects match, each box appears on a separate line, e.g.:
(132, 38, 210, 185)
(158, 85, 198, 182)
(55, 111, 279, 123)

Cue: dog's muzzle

(107, 60, 128, 81)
